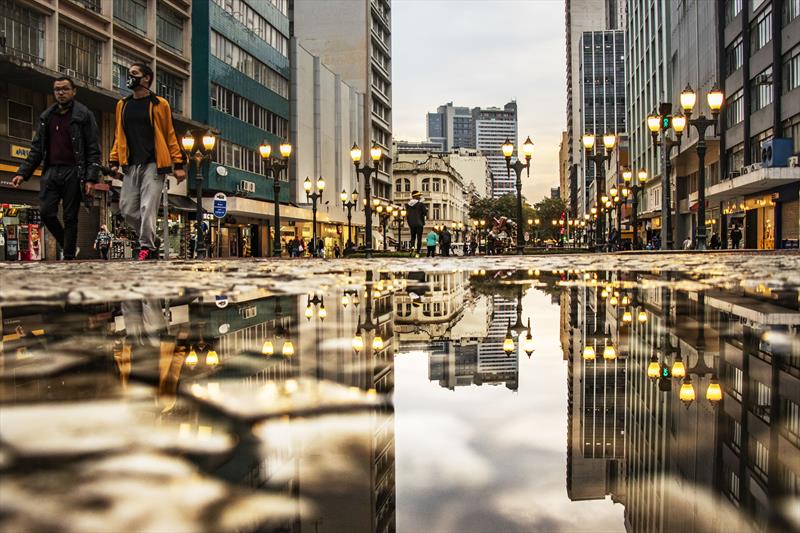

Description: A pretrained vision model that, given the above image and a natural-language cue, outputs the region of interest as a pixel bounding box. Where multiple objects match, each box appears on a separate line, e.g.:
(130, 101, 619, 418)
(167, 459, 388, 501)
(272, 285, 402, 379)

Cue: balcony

(703, 166, 800, 202)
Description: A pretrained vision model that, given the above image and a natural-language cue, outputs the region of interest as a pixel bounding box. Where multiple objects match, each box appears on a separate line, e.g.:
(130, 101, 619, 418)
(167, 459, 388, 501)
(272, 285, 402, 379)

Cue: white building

(447, 148, 492, 200)
(474, 102, 518, 197)
(292, 0, 393, 200)
(290, 40, 367, 248)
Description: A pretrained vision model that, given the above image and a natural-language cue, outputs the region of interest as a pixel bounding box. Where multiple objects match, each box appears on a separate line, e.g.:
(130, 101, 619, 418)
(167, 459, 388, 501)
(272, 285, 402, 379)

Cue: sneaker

(137, 248, 150, 261)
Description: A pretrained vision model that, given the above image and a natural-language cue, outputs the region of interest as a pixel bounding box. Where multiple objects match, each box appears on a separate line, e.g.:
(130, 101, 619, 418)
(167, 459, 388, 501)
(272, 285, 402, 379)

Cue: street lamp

(259, 139, 292, 257)
(304, 176, 325, 257)
(673, 84, 725, 250)
(502, 136, 534, 255)
(582, 132, 616, 251)
(395, 206, 407, 251)
(341, 189, 359, 253)
(646, 103, 682, 250)
(351, 143, 383, 258)
(622, 169, 649, 249)
(181, 130, 217, 259)
(373, 202, 393, 251)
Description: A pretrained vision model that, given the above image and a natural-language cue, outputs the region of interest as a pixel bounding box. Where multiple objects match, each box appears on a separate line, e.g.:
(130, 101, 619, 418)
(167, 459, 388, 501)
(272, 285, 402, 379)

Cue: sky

(392, 0, 567, 203)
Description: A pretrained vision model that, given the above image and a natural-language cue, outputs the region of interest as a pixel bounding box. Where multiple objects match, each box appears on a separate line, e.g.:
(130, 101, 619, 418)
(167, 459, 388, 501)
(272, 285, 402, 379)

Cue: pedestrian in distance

(683, 236, 693, 250)
(730, 225, 742, 249)
(406, 190, 428, 257)
(440, 226, 452, 257)
(110, 63, 185, 261)
(333, 243, 341, 258)
(94, 224, 112, 259)
(426, 229, 439, 257)
(12, 76, 101, 260)
(317, 238, 325, 258)
(710, 233, 720, 250)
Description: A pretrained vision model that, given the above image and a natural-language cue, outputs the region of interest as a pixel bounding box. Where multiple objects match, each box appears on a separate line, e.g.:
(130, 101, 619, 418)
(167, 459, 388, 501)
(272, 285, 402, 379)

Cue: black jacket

(406, 199, 428, 227)
(16, 101, 102, 183)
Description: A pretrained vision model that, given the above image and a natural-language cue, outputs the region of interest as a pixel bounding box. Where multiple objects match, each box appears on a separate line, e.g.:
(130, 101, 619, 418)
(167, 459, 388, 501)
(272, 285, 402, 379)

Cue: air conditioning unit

(761, 138, 793, 168)
(788, 156, 799, 168)
(239, 180, 255, 193)
(64, 68, 77, 78)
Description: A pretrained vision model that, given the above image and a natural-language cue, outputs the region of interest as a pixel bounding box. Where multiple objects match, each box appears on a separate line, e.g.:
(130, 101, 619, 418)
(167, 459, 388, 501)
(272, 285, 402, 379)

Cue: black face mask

(126, 74, 143, 90)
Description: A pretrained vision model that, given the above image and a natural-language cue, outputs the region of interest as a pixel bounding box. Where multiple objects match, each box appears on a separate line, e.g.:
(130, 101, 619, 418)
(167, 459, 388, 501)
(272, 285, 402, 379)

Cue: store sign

(215, 295, 229, 309)
(10, 145, 30, 159)
(213, 193, 227, 218)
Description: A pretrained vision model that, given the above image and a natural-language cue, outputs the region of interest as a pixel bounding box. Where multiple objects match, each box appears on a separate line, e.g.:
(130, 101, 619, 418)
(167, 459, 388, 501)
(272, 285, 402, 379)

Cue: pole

(363, 166, 374, 258)
(347, 206, 353, 248)
(311, 198, 318, 257)
(217, 217, 221, 258)
(195, 157, 206, 259)
(660, 128, 671, 250)
(382, 218, 387, 251)
(596, 160, 605, 251)
(515, 168, 524, 255)
(273, 174, 282, 257)
(632, 185, 639, 249)
(696, 126, 708, 251)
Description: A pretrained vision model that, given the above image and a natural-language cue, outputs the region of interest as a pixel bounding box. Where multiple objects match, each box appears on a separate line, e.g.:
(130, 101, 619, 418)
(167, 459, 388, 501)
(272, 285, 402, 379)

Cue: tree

(468, 194, 536, 228)
(532, 196, 568, 241)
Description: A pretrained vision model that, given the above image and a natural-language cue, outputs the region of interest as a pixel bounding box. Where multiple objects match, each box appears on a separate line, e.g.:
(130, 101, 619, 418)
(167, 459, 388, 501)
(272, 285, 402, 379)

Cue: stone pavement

(1, 251, 798, 306)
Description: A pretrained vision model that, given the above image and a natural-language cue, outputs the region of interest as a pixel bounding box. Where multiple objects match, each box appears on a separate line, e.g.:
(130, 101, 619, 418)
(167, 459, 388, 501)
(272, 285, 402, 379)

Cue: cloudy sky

(392, 0, 567, 203)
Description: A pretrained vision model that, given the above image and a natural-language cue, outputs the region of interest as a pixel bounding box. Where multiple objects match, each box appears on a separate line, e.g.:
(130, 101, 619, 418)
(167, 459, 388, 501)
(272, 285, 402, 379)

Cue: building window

(7, 100, 32, 140)
(725, 0, 743, 23)
(783, 45, 800, 95)
(0, 0, 45, 64)
(421, 178, 430, 192)
(156, 69, 184, 114)
(211, 0, 288, 57)
(750, 438, 769, 481)
(750, 6, 772, 54)
(726, 468, 740, 503)
(728, 417, 742, 452)
(752, 379, 772, 422)
(210, 32, 289, 98)
(726, 36, 743, 75)
(214, 138, 266, 176)
(112, 49, 143, 96)
(58, 25, 101, 86)
(750, 128, 774, 163)
(211, 84, 288, 137)
(726, 89, 744, 127)
(725, 364, 744, 399)
(114, 0, 147, 35)
(432, 178, 441, 192)
(432, 203, 441, 219)
(782, 114, 800, 154)
(750, 67, 774, 112)
(784, 0, 800, 25)
(157, 4, 184, 53)
(783, 399, 800, 445)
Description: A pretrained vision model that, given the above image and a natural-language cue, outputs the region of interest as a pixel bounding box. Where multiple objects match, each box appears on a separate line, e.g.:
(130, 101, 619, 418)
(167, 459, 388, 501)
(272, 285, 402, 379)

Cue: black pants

(40, 166, 81, 260)
(427, 245, 436, 257)
(410, 225, 424, 253)
(441, 244, 450, 257)
(99, 247, 109, 259)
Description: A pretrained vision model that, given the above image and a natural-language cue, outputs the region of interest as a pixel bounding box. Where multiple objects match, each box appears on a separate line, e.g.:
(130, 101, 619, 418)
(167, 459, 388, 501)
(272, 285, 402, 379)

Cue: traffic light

(658, 364, 672, 392)
(661, 116, 671, 130)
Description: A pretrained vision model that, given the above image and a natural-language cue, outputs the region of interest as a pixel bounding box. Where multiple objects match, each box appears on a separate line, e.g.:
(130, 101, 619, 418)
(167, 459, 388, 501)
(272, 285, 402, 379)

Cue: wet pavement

(1, 252, 799, 532)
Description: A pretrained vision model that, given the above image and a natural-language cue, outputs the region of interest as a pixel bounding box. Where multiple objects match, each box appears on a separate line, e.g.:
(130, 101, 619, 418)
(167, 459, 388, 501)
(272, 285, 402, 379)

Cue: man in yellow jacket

(110, 63, 185, 260)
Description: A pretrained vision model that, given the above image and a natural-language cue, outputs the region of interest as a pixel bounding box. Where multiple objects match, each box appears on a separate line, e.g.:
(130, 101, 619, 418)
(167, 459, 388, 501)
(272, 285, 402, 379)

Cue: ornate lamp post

(501, 136, 534, 255)
(181, 130, 217, 259)
(373, 202, 393, 251)
(582, 132, 616, 251)
(303, 176, 325, 257)
(340, 189, 359, 251)
(622, 169, 648, 249)
(674, 84, 725, 250)
(351, 143, 383, 258)
(258, 140, 292, 257)
(395, 206, 407, 251)
(646, 105, 682, 250)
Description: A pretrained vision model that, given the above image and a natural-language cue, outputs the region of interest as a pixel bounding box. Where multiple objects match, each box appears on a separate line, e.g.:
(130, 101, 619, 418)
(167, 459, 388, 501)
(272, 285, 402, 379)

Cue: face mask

(126, 74, 143, 90)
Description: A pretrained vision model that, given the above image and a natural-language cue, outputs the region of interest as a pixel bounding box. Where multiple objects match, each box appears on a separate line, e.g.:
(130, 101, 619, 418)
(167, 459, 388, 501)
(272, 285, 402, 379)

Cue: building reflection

(562, 271, 800, 531)
(394, 271, 521, 391)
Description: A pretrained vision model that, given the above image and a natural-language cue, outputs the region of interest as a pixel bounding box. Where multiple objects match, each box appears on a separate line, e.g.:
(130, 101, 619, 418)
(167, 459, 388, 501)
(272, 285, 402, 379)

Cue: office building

(565, 0, 611, 216)
(0, 0, 199, 260)
(580, 29, 626, 215)
(290, 39, 368, 250)
(625, 0, 671, 237)
(426, 102, 475, 151)
(191, 0, 291, 257)
(394, 140, 444, 153)
(292, 0, 393, 201)
(474, 101, 518, 198)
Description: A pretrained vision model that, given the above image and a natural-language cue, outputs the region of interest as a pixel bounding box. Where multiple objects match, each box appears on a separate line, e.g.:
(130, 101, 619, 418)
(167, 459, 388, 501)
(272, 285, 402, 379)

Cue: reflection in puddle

(1, 264, 798, 532)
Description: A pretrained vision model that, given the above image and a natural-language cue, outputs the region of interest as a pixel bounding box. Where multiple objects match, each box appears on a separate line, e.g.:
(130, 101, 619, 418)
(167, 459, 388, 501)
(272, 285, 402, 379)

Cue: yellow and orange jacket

(109, 93, 184, 175)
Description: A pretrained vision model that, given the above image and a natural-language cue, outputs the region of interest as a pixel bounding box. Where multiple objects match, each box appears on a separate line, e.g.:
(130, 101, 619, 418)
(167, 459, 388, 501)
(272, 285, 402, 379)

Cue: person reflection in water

(118, 299, 187, 413)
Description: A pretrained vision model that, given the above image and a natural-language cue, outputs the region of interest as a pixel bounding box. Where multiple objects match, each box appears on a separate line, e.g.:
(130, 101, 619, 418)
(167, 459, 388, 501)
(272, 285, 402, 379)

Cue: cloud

(393, 0, 567, 202)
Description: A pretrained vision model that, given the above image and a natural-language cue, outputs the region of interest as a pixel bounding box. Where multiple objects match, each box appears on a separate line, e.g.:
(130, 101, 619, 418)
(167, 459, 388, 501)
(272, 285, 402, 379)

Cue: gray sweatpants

(120, 163, 162, 250)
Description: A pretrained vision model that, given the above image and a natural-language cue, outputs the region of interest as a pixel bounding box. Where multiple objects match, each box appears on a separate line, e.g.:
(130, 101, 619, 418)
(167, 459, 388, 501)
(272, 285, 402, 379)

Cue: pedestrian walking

(710, 233, 720, 250)
(406, 190, 428, 256)
(440, 226, 452, 257)
(317, 238, 325, 258)
(683, 237, 693, 250)
(12, 76, 101, 260)
(470, 236, 478, 256)
(333, 243, 341, 258)
(110, 63, 185, 261)
(94, 225, 112, 259)
(426, 229, 439, 257)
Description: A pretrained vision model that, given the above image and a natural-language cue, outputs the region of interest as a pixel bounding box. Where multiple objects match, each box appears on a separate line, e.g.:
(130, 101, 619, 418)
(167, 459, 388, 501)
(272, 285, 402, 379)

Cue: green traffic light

(661, 117, 670, 130)
(662, 366, 671, 378)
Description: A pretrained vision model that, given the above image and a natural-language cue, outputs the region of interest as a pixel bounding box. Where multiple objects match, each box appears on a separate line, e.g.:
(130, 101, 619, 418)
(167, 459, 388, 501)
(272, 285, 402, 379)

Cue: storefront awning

(201, 196, 330, 223)
(168, 195, 199, 212)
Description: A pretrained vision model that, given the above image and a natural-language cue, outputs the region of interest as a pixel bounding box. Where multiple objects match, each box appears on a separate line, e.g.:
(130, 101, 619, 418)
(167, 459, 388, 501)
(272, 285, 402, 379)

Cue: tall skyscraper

(579, 30, 626, 215)
(292, 0, 393, 200)
(565, 0, 609, 215)
(625, 0, 671, 231)
(474, 102, 519, 198)
(426, 102, 475, 151)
